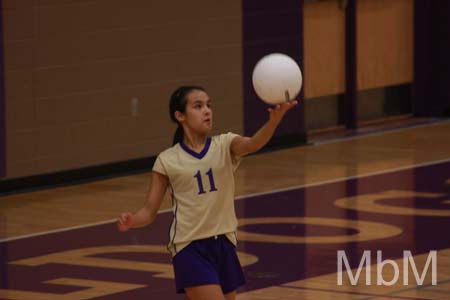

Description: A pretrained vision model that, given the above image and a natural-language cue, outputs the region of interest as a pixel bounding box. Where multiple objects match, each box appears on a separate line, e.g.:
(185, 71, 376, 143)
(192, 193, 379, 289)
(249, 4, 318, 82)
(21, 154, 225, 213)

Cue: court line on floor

(356, 277, 450, 300)
(277, 276, 450, 300)
(311, 118, 450, 146)
(1, 156, 450, 243)
(235, 156, 450, 200)
(279, 285, 436, 300)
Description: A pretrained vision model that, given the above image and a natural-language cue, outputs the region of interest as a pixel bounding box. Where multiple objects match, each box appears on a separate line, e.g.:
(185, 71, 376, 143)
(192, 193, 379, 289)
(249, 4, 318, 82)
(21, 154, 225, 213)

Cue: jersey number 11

(194, 168, 218, 194)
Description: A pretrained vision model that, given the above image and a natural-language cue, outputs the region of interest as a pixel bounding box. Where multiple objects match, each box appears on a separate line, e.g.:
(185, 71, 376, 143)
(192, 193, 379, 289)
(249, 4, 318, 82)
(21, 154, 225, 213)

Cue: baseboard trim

(0, 156, 156, 197)
(0, 133, 308, 197)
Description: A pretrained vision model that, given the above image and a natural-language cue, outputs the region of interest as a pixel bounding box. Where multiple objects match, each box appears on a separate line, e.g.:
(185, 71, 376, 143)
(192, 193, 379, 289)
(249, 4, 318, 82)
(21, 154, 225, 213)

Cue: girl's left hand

(267, 100, 298, 122)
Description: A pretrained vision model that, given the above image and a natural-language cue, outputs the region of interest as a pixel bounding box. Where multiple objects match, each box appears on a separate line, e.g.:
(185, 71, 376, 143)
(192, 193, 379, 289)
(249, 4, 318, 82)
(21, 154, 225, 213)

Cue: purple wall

(414, 0, 450, 117)
(345, 0, 358, 129)
(0, 0, 5, 178)
(242, 0, 305, 139)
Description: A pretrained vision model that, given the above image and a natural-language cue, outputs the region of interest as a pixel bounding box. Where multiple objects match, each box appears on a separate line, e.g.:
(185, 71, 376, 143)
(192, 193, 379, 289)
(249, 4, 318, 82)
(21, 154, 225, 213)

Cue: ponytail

(172, 125, 184, 146)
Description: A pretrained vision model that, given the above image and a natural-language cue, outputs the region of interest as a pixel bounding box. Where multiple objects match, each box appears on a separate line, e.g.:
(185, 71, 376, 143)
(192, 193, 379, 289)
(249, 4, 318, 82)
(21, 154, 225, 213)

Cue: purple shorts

(172, 234, 246, 294)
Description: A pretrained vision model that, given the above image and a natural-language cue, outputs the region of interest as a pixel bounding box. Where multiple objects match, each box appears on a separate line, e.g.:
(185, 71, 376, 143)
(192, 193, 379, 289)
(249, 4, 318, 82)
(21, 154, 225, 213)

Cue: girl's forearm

(131, 207, 155, 228)
(234, 100, 297, 155)
(247, 118, 280, 152)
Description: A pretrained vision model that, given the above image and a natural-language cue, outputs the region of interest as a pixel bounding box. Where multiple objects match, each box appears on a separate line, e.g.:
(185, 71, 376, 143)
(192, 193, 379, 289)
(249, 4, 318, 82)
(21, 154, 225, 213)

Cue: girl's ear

(174, 111, 185, 123)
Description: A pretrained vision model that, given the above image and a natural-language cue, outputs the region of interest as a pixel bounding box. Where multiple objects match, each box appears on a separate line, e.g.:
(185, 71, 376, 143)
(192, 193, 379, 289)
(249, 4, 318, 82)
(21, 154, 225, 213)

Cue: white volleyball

(252, 53, 303, 105)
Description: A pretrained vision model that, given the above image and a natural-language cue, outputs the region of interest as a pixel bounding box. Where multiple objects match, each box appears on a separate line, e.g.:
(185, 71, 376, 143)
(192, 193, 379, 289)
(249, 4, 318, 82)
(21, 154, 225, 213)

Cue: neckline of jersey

(180, 137, 212, 159)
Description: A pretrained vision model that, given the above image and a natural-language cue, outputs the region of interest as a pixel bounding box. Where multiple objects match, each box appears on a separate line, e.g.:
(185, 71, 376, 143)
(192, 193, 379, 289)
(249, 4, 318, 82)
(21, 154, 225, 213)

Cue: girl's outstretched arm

(231, 100, 298, 157)
(118, 171, 169, 232)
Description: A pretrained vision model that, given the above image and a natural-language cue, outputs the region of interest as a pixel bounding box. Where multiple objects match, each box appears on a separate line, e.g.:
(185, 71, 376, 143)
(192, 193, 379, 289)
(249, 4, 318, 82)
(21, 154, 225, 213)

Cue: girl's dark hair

(170, 85, 206, 145)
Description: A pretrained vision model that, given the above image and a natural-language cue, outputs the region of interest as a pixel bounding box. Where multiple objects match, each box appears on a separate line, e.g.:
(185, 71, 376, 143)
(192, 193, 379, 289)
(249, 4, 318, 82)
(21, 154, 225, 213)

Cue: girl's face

(177, 90, 213, 135)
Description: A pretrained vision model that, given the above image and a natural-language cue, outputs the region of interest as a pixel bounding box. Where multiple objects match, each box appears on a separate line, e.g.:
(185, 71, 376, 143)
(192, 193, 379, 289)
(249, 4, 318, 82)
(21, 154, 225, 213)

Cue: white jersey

(152, 132, 241, 257)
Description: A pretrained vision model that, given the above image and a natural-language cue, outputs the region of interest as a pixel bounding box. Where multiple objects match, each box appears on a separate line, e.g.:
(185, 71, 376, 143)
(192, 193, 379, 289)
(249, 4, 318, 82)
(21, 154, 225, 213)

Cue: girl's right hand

(267, 100, 298, 123)
(117, 212, 133, 232)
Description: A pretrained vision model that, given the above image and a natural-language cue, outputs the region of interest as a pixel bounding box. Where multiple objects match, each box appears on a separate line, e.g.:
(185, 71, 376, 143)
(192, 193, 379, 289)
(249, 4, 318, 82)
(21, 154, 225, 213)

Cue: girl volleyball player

(118, 86, 297, 300)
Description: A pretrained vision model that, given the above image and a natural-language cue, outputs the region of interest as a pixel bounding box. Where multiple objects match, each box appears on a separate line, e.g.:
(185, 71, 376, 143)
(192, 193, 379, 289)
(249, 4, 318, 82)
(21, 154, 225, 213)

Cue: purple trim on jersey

(180, 137, 212, 159)
(168, 185, 178, 254)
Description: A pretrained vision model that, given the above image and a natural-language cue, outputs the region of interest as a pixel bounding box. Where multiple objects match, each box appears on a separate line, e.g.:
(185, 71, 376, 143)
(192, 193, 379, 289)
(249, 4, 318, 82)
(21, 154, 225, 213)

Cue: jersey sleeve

(152, 154, 168, 176)
(224, 132, 243, 170)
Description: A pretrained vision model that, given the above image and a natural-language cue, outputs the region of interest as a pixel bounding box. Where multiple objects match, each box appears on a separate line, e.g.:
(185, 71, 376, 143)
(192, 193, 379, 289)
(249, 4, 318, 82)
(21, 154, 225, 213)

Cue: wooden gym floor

(1, 119, 450, 300)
